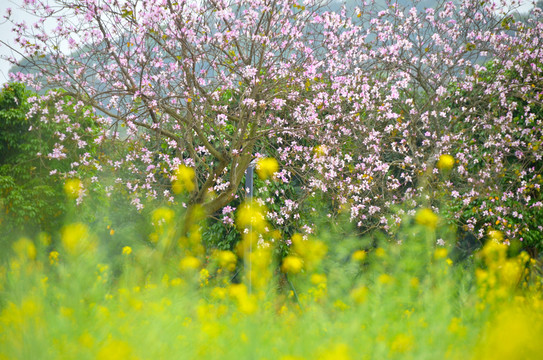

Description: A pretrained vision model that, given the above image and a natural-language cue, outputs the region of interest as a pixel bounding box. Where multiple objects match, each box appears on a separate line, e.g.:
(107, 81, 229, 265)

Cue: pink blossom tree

(6, 0, 335, 215)
(5, 0, 543, 249)
(273, 0, 543, 247)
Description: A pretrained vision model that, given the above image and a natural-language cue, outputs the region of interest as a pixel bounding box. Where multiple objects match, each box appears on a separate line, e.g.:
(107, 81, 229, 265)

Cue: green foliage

(439, 60, 543, 255)
(203, 173, 305, 254)
(0, 83, 101, 241)
(0, 83, 62, 236)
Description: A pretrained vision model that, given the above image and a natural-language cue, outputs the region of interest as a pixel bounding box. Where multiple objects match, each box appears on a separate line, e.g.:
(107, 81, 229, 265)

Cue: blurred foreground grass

(1, 202, 543, 360)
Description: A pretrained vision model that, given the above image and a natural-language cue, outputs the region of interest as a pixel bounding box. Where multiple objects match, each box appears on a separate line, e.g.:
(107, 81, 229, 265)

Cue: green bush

(0, 83, 101, 243)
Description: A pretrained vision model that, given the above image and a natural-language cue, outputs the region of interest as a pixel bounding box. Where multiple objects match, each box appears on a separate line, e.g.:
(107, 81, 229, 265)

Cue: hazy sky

(0, 0, 537, 86)
(0, 0, 27, 85)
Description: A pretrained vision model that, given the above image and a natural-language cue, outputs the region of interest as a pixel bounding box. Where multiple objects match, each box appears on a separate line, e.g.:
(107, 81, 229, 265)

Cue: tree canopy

(4, 0, 543, 249)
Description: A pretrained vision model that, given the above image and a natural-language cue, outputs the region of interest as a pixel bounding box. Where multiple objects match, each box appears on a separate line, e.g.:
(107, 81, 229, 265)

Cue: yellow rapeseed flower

(378, 273, 394, 285)
(171, 277, 184, 287)
(390, 333, 414, 354)
(64, 178, 81, 199)
(350, 286, 369, 304)
(334, 299, 349, 311)
(352, 250, 367, 262)
(179, 256, 201, 271)
(236, 200, 268, 232)
(235, 231, 259, 257)
(415, 208, 439, 229)
(61, 223, 94, 255)
(256, 157, 279, 180)
(375, 247, 386, 258)
(237, 295, 257, 314)
(1, 298, 42, 328)
(292, 234, 327, 270)
(476, 307, 543, 360)
(310, 273, 327, 285)
(448, 317, 467, 337)
(437, 154, 455, 170)
(281, 256, 303, 274)
(498, 259, 523, 288)
(12, 238, 36, 260)
(96, 339, 136, 360)
(78, 332, 95, 349)
(317, 343, 352, 360)
(228, 283, 257, 314)
(152, 207, 175, 226)
(217, 250, 237, 271)
(228, 283, 248, 299)
(49, 250, 59, 265)
(488, 229, 504, 243)
(481, 240, 507, 269)
(122, 246, 132, 255)
(211, 287, 227, 300)
(199, 268, 210, 287)
(313, 145, 327, 157)
(172, 164, 196, 193)
(434, 248, 448, 260)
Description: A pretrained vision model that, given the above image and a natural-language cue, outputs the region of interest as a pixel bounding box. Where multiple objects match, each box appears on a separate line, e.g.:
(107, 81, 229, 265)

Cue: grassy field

(1, 203, 542, 360)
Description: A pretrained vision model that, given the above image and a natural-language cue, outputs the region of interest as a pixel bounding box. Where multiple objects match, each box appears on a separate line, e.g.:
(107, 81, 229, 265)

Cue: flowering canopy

(5, 0, 543, 245)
